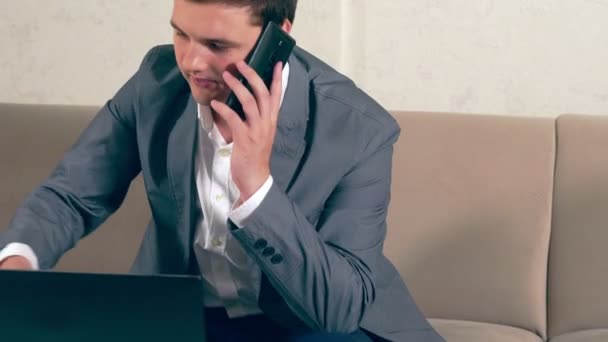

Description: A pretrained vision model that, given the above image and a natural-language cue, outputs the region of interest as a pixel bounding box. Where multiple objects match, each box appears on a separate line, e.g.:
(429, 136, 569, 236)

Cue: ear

(280, 20, 293, 34)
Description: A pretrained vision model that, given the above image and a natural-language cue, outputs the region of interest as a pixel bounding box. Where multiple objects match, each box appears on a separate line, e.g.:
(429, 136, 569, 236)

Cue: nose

(182, 42, 211, 74)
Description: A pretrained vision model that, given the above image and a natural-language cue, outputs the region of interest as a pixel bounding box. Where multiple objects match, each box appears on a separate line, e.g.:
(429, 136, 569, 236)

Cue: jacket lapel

(166, 94, 199, 271)
(270, 54, 310, 193)
(259, 51, 312, 328)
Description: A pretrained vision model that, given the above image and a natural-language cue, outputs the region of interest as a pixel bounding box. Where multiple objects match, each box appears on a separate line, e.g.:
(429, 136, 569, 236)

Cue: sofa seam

(544, 116, 560, 340)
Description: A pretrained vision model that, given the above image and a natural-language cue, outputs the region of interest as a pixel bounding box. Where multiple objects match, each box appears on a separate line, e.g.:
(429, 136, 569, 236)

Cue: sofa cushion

(386, 112, 555, 340)
(430, 319, 543, 342)
(550, 329, 608, 342)
(548, 114, 608, 337)
(0, 103, 149, 273)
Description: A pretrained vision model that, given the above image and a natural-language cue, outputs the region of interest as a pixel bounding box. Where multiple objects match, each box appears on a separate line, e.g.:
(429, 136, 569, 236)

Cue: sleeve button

(253, 239, 268, 249)
(270, 254, 283, 264)
(262, 247, 275, 256)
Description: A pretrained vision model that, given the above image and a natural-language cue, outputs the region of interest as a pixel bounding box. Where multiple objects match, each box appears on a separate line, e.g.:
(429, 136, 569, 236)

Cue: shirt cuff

(229, 176, 274, 228)
(0, 243, 40, 270)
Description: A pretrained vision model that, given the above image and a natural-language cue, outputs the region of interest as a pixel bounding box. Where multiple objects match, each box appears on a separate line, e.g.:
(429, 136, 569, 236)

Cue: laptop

(0, 270, 206, 342)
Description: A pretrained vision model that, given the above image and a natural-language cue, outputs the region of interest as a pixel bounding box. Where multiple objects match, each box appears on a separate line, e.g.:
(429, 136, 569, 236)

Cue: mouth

(191, 76, 220, 89)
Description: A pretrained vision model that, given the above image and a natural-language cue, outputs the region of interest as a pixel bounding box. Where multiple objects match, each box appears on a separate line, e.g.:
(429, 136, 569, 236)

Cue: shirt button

(215, 194, 224, 202)
(218, 148, 231, 157)
(212, 239, 223, 247)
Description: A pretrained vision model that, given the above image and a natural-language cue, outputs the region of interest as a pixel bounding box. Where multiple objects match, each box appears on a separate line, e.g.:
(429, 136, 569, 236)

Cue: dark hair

(189, 0, 298, 26)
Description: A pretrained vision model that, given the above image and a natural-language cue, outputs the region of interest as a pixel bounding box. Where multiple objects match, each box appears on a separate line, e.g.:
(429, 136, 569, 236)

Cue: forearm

(1, 104, 141, 269)
(230, 183, 381, 333)
(1, 181, 88, 269)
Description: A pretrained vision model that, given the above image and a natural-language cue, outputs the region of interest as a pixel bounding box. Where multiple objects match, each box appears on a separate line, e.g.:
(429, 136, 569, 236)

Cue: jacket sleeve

(0, 48, 160, 269)
(230, 119, 400, 333)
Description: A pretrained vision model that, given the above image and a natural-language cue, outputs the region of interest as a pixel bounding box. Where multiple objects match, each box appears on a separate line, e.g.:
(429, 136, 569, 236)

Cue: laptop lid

(0, 270, 206, 342)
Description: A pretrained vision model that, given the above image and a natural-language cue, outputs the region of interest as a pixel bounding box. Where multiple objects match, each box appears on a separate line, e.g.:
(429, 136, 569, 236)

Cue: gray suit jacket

(1, 45, 443, 341)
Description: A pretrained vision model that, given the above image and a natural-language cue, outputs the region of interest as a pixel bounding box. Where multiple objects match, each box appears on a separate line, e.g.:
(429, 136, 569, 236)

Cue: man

(0, 1, 443, 341)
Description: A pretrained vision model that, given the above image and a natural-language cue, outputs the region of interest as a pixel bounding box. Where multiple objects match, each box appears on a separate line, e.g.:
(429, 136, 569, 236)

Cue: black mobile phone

(225, 21, 296, 121)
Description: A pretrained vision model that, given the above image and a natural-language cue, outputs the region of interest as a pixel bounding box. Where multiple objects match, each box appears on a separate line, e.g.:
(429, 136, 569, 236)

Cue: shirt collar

(198, 62, 291, 134)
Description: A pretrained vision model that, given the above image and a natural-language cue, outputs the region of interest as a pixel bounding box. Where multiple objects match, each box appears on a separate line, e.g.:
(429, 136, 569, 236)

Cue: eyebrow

(169, 20, 240, 47)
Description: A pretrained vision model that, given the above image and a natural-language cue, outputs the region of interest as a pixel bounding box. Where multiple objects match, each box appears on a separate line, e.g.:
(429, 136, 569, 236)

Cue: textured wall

(346, 1, 608, 116)
(1, 0, 607, 116)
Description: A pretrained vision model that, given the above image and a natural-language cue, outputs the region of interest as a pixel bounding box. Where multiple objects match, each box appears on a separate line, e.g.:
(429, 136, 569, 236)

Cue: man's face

(171, 1, 263, 105)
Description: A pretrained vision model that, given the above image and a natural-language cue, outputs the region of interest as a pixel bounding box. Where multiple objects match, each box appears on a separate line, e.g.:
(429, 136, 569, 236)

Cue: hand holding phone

(225, 22, 296, 121)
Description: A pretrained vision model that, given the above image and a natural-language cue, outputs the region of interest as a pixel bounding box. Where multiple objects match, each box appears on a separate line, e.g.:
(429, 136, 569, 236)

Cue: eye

(207, 41, 229, 52)
(209, 42, 227, 52)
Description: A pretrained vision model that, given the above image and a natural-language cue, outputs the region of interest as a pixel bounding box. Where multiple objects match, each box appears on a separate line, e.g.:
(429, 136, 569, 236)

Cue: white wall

(1, 0, 607, 116)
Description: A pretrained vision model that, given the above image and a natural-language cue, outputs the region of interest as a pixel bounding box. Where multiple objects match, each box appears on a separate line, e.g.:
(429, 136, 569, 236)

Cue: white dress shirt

(0, 63, 291, 319)
(195, 63, 289, 317)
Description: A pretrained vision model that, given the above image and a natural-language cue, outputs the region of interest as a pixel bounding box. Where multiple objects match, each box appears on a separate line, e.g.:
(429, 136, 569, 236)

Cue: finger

(269, 61, 283, 124)
(210, 99, 247, 139)
(223, 69, 260, 124)
(236, 61, 271, 119)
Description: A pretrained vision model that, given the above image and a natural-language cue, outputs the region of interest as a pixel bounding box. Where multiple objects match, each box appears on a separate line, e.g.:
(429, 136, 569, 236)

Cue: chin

(190, 85, 228, 105)
(190, 89, 214, 106)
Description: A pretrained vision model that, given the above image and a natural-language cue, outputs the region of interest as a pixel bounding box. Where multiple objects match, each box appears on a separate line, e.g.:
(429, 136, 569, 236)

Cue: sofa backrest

(548, 114, 608, 338)
(0, 103, 149, 273)
(385, 111, 555, 340)
(8, 103, 608, 340)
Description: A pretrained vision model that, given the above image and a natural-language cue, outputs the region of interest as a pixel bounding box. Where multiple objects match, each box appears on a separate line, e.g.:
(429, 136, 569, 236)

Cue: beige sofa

(1, 102, 607, 342)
